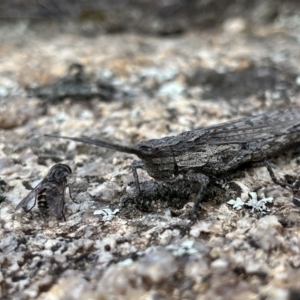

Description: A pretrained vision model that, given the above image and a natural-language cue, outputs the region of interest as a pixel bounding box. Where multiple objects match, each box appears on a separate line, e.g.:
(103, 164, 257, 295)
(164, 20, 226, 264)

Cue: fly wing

(190, 108, 300, 145)
(46, 180, 66, 217)
(15, 180, 44, 211)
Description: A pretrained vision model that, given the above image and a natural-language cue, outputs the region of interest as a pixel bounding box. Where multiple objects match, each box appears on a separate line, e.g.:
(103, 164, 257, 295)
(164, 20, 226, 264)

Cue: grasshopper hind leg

(258, 150, 295, 191)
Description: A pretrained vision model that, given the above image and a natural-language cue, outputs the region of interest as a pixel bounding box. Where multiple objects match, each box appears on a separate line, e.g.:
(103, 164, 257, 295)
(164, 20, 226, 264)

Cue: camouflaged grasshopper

(46, 107, 300, 220)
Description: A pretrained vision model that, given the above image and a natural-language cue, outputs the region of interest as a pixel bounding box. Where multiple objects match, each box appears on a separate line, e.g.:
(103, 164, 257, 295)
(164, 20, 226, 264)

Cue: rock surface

(1, 7, 300, 300)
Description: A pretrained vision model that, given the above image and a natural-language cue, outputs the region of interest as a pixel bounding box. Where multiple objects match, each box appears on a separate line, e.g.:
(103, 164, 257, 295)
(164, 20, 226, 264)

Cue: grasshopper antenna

(45, 134, 143, 156)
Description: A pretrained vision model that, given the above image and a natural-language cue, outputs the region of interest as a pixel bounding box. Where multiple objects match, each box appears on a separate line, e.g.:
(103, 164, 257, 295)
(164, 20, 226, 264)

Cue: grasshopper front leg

(131, 160, 145, 193)
(121, 160, 145, 207)
(185, 170, 210, 221)
(125, 161, 210, 221)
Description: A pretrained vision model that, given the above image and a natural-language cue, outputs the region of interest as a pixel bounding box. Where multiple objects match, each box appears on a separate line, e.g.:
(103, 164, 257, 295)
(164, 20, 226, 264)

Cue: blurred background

(0, 0, 300, 34)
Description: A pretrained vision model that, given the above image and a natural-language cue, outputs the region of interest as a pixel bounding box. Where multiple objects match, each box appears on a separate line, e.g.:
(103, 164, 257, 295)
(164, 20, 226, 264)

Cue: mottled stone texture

(1, 5, 300, 300)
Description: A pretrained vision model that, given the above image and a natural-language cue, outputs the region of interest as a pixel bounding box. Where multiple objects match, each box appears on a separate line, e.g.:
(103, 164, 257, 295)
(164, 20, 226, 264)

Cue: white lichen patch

(93, 208, 120, 221)
(227, 197, 245, 210)
(228, 192, 273, 213)
(246, 192, 274, 212)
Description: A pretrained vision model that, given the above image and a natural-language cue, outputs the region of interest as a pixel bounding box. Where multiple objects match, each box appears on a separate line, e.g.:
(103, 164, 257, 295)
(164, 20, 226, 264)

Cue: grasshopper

(45, 107, 300, 219)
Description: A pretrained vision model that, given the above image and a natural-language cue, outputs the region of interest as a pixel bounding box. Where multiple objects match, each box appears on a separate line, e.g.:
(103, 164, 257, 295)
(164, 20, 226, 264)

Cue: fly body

(15, 163, 77, 220)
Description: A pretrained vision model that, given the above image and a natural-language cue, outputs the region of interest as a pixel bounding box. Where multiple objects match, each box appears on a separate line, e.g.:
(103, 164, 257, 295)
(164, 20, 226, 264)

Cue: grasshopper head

(136, 139, 178, 181)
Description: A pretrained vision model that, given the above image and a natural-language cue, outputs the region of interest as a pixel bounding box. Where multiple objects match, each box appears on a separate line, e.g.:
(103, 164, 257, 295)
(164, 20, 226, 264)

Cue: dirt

(1, 3, 300, 300)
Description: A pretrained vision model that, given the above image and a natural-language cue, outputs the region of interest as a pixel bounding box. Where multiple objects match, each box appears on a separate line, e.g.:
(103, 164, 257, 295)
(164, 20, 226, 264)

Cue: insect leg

(259, 150, 295, 190)
(67, 184, 79, 204)
(61, 210, 66, 222)
(185, 171, 210, 221)
(121, 160, 145, 208)
(131, 160, 145, 193)
(25, 191, 39, 212)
